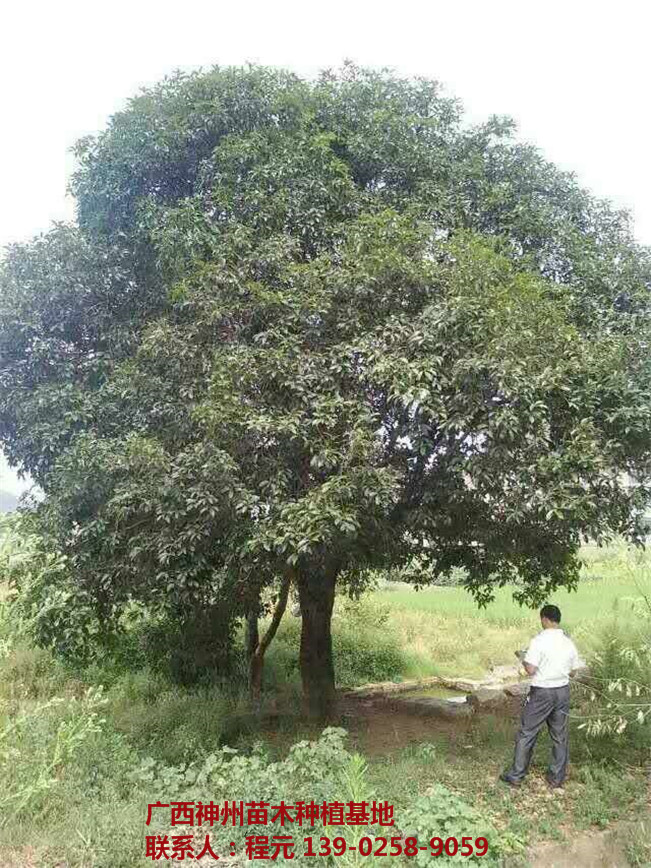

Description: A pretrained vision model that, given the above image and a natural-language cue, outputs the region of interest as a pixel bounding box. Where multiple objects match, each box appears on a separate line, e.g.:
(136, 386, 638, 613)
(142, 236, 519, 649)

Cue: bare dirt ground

(337, 689, 519, 754)
(527, 829, 629, 868)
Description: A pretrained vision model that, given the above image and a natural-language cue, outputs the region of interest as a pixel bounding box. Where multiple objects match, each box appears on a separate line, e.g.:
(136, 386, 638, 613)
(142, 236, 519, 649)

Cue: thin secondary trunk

(248, 573, 292, 707)
(246, 609, 261, 701)
(246, 610, 259, 661)
(297, 568, 337, 720)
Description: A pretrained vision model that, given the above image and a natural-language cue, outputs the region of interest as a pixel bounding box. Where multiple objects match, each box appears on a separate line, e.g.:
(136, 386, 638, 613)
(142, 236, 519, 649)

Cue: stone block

(504, 681, 531, 697)
(467, 686, 505, 705)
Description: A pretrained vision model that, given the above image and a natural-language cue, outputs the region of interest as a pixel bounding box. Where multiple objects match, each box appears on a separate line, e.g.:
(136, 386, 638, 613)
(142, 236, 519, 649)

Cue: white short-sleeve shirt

(524, 628, 582, 688)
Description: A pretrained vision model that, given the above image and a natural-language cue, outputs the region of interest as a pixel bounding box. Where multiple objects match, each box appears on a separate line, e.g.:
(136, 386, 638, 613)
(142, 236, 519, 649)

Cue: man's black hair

(540, 604, 561, 623)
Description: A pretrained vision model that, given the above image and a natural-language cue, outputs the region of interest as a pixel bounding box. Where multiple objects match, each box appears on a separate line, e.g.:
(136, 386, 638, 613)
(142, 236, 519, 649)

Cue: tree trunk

(248, 574, 292, 708)
(249, 650, 264, 709)
(246, 610, 259, 662)
(246, 610, 262, 708)
(297, 568, 337, 720)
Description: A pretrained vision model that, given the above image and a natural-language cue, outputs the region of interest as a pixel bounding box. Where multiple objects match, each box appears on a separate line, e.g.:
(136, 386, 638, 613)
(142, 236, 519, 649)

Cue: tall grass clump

(572, 551, 651, 755)
(0, 687, 107, 826)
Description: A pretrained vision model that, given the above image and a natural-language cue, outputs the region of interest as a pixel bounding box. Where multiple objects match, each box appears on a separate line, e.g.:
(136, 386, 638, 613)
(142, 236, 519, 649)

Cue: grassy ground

(0, 543, 649, 867)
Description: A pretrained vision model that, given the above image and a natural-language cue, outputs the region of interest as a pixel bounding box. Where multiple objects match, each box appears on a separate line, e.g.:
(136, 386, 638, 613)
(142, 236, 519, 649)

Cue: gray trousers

(504, 684, 570, 784)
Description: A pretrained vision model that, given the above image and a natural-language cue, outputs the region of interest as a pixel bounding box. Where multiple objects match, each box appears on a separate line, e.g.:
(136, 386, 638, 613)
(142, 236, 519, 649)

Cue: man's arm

(569, 642, 583, 677)
(522, 636, 541, 678)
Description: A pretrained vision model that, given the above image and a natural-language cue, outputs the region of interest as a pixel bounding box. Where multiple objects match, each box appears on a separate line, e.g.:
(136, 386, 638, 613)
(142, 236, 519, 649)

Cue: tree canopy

(1, 63, 650, 715)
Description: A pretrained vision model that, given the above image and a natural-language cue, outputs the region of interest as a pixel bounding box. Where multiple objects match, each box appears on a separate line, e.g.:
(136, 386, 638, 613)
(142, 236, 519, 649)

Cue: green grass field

(369, 545, 650, 680)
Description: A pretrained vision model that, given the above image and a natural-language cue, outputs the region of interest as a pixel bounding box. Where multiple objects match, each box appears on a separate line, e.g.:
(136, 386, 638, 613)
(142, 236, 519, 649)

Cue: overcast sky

(2, 0, 650, 495)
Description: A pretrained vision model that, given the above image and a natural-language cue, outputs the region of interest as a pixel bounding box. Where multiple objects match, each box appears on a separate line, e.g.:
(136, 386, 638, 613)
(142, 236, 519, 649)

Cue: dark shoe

(545, 775, 565, 790)
(499, 772, 521, 788)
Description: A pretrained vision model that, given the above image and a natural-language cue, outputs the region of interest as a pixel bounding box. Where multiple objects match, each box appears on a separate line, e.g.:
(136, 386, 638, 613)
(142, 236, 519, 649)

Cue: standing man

(500, 604, 582, 789)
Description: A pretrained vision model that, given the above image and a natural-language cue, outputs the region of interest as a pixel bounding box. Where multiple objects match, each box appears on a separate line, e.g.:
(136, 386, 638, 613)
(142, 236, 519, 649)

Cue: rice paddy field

(367, 543, 650, 681)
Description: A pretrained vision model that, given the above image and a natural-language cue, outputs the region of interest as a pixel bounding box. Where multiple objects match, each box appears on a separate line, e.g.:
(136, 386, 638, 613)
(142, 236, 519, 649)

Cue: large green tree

(2, 64, 651, 715)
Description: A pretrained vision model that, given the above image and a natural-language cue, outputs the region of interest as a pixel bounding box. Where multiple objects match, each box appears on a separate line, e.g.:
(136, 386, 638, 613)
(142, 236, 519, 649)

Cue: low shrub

(332, 625, 406, 687)
(398, 785, 520, 865)
(134, 604, 241, 686)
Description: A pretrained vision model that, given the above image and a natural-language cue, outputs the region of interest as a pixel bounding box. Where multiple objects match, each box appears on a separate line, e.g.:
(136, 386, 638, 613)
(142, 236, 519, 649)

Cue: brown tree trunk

(246, 610, 259, 662)
(246, 609, 262, 707)
(248, 574, 292, 708)
(249, 650, 264, 709)
(297, 568, 337, 720)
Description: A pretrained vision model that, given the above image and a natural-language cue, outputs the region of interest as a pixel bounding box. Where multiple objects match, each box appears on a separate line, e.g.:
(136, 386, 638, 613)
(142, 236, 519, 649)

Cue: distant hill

(0, 490, 19, 513)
